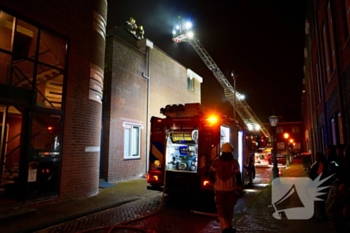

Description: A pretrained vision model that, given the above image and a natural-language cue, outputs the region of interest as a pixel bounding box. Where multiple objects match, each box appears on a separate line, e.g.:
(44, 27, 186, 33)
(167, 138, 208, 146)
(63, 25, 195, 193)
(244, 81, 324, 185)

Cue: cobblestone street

(31, 162, 337, 233)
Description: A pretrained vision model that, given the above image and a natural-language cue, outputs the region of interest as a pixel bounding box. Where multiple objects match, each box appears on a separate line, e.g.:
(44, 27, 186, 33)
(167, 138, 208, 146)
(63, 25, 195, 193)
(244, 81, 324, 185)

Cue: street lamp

(283, 133, 290, 166)
(269, 115, 279, 179)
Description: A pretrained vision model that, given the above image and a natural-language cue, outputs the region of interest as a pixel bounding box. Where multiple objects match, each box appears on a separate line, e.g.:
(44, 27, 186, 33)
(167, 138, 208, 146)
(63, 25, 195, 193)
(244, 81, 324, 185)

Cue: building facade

(0, 0, 107, 209)
(0, 1, 202, 212)
(102, 29, 202, 183)
(263, 121, 304, 156)
(303, 0, 350, 156)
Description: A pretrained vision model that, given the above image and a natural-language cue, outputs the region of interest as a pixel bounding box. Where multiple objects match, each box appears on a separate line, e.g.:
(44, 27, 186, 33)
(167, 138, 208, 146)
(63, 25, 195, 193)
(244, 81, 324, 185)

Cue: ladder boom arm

(188, 38, 271, 138)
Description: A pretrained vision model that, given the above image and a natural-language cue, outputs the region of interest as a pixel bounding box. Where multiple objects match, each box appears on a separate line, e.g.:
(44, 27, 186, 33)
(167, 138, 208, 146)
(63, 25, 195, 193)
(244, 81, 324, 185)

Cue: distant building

(303, 0, 350, 156)
(263, 121, 304, 155)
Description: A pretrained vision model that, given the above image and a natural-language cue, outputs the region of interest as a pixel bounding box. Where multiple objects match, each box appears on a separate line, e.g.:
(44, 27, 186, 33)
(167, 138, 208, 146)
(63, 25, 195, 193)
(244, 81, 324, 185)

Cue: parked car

(255, 148, 272, 166)
(268, 153, 286, 165)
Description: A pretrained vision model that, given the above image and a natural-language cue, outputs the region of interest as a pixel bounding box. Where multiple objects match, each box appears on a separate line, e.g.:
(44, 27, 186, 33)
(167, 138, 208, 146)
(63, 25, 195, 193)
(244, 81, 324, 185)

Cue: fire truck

(146, 103, 250, 193)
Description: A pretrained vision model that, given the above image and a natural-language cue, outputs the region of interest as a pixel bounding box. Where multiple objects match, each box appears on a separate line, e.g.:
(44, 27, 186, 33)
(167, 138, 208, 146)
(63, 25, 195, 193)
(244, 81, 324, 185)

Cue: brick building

(263, 120, 304, 156)
(102, 28, 201, 183)
(0, 1, 202, 212)
(303, 0, 350, 155)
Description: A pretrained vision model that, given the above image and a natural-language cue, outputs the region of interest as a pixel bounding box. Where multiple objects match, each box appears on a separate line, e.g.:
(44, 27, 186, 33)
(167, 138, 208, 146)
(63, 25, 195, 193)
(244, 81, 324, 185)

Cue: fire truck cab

(147, 103, 249, 194)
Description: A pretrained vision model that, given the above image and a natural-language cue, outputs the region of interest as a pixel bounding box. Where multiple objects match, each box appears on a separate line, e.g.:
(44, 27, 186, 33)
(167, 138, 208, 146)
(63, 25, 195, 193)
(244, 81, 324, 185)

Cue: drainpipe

(137, 39, 153, 175)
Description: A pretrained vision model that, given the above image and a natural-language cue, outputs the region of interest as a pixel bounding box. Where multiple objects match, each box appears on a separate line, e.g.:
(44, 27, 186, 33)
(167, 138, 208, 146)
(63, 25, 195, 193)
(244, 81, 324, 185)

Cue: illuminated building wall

(102, 28, 202, 182)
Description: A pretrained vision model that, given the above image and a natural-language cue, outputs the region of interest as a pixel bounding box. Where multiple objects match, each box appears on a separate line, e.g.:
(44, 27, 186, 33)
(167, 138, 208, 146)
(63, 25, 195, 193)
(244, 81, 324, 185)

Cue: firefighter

(210, 142, 242, 233)
(136, 25, 144, 40)
(125, 17, 137, 34)
(246, 147, 256, 184)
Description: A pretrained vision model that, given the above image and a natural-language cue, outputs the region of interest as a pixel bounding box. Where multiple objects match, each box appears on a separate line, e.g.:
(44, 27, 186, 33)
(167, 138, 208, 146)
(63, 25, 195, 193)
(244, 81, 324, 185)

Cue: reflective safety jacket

(210, 152, 241, 191)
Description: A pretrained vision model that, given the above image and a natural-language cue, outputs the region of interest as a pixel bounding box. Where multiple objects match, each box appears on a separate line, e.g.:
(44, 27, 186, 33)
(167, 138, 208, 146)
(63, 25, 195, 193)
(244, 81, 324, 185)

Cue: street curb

(18, 198, 141, 233)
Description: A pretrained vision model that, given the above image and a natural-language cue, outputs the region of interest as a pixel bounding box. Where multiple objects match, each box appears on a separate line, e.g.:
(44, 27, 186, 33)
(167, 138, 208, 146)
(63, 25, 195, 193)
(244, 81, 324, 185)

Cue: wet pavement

(0, 159, 339, 233)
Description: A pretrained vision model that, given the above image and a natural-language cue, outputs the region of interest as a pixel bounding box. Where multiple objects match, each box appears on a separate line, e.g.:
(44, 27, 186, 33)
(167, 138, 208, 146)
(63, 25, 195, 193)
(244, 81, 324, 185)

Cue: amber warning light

(206, 115, 218, 125)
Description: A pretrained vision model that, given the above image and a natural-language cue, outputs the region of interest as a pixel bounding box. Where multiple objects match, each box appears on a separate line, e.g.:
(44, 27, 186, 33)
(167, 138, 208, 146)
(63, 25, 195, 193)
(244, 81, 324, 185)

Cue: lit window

(294, 142, 301, 150)
(123, 123, 142, 159)
(0, 10, 67, 109)
(187, 77, 194, 91)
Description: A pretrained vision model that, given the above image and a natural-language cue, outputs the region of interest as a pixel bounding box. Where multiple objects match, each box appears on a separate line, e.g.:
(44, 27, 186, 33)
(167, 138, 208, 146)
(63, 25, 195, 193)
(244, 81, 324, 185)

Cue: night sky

(107, 0, 306, 123)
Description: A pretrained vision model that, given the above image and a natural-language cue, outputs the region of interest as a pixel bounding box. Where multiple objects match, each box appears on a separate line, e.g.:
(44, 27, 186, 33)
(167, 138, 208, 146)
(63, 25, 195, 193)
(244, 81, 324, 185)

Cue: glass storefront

(0, 10, 67, 204)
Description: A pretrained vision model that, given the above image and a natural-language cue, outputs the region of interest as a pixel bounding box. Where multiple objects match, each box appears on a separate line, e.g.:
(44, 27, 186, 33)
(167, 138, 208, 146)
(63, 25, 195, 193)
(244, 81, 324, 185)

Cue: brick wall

(103, 37, 147, 182)
(103, 35, 202, 182)
(303, 0, 350, 152)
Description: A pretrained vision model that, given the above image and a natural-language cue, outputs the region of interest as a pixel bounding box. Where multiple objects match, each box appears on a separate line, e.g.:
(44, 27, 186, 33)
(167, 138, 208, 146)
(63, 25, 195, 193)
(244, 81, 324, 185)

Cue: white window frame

(187, 77, 194, 91)
(123, 122, 142, 159)
(294, 142, 301, 150)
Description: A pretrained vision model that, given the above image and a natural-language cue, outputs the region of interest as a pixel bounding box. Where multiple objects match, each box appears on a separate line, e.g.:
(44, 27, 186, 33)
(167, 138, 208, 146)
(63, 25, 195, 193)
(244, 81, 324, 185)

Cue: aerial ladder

(172, 21, 271, 138)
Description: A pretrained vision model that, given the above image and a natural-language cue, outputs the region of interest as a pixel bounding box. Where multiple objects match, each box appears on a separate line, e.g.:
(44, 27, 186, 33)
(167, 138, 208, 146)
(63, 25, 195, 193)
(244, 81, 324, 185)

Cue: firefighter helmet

(222, 142, 233, 153)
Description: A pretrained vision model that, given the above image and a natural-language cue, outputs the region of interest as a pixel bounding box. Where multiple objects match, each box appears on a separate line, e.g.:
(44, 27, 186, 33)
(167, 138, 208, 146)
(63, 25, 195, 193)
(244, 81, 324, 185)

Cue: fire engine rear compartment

(163, 129, 201, 192)
(147, 103, 251, 194)
(166, 130, 198, 172)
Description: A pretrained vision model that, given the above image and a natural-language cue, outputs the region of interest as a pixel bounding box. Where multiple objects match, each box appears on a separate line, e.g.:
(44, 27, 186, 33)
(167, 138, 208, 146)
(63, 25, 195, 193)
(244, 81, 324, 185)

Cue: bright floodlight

(187, 31, 194, 38)
(172, 30, 176, 35)
(255, 124, 261, 131)
(176, 25, 180, 30)
(247, 124, 253, 131)
(185, 22, 192, 30)
(239, 94, 245, 100)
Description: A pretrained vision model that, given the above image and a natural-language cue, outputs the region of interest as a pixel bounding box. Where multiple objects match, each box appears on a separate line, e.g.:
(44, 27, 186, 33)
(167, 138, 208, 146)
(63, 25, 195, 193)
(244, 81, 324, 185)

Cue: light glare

(207, 115, 218, 124)
(247, 124, 253, 131)
(185, 22, 192, 29)
(187, 31, 194, 38)
(239, 94, 245, 100)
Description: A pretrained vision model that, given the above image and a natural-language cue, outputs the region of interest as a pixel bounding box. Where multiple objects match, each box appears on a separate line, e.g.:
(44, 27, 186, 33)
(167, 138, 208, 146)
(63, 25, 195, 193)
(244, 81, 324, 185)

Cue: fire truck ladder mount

(173, 34, 270, 138)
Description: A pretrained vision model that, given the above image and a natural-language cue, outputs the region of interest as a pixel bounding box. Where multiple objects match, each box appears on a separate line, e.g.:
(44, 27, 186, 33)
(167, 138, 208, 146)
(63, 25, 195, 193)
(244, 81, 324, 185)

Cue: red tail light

(147, 170, 162, 184)
(203, 179, 210, 186)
